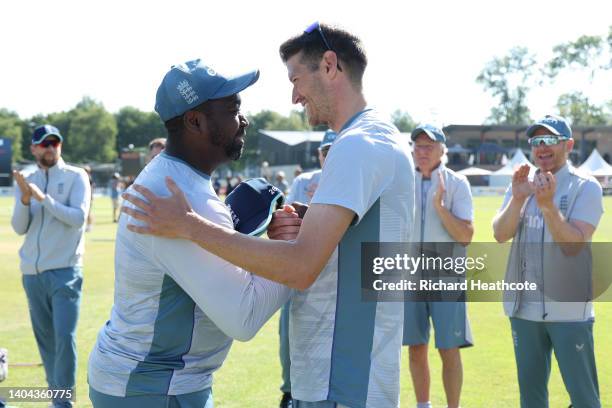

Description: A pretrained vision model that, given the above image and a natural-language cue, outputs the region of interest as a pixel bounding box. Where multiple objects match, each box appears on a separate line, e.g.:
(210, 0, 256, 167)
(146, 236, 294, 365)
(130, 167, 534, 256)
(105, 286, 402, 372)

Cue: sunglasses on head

(304, 21, 343, 72)
(38, 139, 61, 148)
(528, 135, 569, 147)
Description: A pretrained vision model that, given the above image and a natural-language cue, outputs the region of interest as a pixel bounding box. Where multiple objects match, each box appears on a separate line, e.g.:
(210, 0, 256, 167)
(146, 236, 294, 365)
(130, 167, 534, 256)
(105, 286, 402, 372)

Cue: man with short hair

(493, 115, 603, 408)
(404, 124, 474, 408)
(88, 59, 293, 408)
(11, 125, 91, 408)
(122, 23, 415, 408)
(147, 137, 167, 163)
(278, 129, 336, 408)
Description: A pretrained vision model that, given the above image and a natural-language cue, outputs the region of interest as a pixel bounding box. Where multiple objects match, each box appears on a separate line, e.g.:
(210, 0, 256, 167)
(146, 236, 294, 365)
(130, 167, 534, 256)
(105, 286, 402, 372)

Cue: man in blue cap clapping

(493, 114, 603, 408)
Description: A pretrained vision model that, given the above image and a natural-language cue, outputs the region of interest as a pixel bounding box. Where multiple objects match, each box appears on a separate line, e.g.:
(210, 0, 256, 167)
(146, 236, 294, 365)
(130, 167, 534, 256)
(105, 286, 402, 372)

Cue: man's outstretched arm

(122, 177, 354, 290)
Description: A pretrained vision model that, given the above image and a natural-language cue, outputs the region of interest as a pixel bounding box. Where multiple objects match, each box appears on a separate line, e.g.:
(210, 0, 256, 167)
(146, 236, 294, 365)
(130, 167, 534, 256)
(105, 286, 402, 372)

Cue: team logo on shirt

(576, 343, 584, 352)
(525, 214, 544, 230)
(559, 195, 568, 213)
(58, 183, 64, 194)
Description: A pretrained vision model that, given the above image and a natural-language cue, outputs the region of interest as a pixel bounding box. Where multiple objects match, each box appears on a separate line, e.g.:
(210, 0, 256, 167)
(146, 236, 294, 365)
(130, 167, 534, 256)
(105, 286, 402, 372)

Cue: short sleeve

(311, 135, 394, 223)
(450, 177, 474, 222)
(569, 179, 604, 228)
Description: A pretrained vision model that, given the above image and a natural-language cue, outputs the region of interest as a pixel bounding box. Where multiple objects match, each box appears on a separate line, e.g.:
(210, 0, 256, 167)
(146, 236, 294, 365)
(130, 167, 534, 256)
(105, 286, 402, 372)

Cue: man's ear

(566, 138, 575, 152)
(183, 110, 206, 134)
(321, 50, 340, 76)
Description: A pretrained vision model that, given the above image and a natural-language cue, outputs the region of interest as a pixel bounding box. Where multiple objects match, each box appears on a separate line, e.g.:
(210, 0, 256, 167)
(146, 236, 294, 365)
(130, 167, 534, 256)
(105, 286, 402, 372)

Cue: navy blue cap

(319, 130, 337, 149)
(32, 125, 63, 144)
(526, 115, 572, 139)
(225, 178, 285, 236)
(155, 59, 260, 122)
(411, 124, 446, 143)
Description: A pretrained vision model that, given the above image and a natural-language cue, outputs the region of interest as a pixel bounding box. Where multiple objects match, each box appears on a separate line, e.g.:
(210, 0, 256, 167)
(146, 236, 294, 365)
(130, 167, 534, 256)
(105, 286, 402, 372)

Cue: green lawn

(0, 196, 611, 407)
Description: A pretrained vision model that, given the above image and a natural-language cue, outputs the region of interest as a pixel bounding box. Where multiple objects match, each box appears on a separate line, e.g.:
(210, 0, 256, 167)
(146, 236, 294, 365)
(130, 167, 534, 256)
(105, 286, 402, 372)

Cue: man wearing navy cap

(405, 124, 474, 408)
(493, 115, 603, 407)
(11, 125, 91, 408)
(122, 23, 415, 408)
(88, 59, 293, 408)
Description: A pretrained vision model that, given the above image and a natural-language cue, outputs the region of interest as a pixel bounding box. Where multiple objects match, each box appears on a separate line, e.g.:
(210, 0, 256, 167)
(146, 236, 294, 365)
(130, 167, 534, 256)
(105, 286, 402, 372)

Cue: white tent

(457, 166, 492, 176)
(578, 149, 612, 177)
(493, 149, 535, 174)
(489, 149, 536, 187)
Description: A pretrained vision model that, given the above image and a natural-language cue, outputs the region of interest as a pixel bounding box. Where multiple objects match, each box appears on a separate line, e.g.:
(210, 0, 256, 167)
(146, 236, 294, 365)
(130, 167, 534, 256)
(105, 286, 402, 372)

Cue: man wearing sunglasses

(493, 115, 603, 408)
(121, 23, 415, 408)
(11, 125, 91, 408)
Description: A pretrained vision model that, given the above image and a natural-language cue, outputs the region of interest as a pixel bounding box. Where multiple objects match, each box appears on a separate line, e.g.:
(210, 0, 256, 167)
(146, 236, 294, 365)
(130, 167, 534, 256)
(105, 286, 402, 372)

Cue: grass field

(1, 195, 611, 407)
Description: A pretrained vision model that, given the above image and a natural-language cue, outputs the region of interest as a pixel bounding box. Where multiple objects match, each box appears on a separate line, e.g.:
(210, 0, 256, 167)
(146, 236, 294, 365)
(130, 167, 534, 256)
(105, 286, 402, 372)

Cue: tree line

(0, 100, 367, 169)
(477, 25, 612, 125)
(0, 96, 416, 169)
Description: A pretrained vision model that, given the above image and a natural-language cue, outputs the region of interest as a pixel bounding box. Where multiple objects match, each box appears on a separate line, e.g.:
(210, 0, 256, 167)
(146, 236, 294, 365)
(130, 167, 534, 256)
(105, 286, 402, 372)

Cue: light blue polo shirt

(287, 170, 321, 205)
(88, 152, 291, 397)
(289, 109, 415, 408)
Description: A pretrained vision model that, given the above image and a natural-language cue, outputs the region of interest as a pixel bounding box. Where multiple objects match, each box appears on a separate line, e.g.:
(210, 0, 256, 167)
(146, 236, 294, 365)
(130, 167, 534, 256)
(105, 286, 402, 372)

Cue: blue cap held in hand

(225, 178, 285, 236)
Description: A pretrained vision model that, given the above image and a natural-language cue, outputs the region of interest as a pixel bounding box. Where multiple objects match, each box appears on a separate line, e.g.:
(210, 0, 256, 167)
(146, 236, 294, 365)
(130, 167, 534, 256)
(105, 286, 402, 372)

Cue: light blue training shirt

(287, 170, 321, 205)
(289, 109, 415, 408)
(88, 152, 291, 397)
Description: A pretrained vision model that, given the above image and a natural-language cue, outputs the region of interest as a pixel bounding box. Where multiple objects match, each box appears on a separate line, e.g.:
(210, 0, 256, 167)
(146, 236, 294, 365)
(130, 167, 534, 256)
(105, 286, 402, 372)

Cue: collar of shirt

(416, 162, 444, 181)
(160, 151, 211, 181)
(416, 163, 446, 186)
(338, 107, 374, 134)
(534, 162, 570, 183)
(38, 157, 66, 177)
